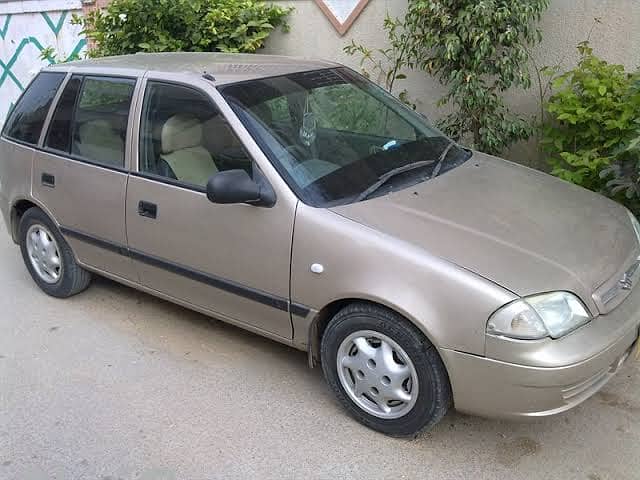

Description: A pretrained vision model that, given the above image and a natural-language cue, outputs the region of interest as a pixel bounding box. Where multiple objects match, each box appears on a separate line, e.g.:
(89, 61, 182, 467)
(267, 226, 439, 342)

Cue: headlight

(487, 292, 591, 340)
(628, 210, 640, 245)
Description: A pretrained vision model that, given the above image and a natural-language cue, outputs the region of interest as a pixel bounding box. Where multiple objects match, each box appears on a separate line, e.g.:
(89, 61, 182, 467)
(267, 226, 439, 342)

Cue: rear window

(2, 72, 65, 146)
(45, 76, 82, 153)
(70, 76, 136, 168)
(77, 78, 134, 112)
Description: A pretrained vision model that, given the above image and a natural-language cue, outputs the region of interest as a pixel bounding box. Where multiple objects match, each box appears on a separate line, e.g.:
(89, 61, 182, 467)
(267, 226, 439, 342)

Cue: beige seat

(201, 115, 244, 155)
(160, 114, 217, 186)
(75, 119, 124, 166)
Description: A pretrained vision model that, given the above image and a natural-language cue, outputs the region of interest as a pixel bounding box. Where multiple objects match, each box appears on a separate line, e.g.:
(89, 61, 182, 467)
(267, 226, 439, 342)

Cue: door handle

(138, 200, 157, 219)
(41, 173, 55, 188)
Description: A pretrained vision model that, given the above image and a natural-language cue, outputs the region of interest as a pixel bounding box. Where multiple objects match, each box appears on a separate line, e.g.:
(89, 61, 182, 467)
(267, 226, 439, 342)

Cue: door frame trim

(60, 225, 310, 317)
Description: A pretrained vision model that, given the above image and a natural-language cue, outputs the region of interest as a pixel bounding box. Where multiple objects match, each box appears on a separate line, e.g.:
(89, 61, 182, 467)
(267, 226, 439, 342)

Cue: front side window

(70, 76, 136, 168)
(139, 82, 251, 189)
(221, 68, 470, 207)
(2, 72, 65, 146)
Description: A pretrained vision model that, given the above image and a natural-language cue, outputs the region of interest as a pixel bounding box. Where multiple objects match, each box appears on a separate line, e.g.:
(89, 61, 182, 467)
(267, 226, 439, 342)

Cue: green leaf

(626, 135, 640, 151)
(79, 0, 292, 56)
(553, 138, 563, 150)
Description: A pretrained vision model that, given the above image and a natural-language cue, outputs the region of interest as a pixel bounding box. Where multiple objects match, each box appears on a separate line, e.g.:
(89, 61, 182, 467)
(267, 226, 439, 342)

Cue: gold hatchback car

(1, 53, 638, 436)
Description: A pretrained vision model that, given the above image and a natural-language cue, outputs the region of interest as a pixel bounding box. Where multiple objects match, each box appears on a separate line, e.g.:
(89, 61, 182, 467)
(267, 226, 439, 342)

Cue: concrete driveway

(0, 220, 638, 480)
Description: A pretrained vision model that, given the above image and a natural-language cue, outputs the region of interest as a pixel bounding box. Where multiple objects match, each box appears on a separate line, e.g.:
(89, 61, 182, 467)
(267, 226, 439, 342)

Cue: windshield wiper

(430, 140, 456, 178)
(355, 160, 435, 202)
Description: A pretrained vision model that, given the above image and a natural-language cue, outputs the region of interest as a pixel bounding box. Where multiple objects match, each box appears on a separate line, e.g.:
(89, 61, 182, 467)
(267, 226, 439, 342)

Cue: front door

(125, 80, 295, 339)
(33, 74, 138, 281)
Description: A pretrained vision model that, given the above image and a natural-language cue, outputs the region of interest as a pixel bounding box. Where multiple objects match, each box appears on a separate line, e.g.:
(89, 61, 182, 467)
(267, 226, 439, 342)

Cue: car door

(33, 74, 139, 281)
(125, 79, 296, 340)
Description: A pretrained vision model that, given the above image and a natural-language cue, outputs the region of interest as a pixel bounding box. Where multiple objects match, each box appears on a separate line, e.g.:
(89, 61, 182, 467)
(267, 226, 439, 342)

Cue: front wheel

(321, 303, 452, 437)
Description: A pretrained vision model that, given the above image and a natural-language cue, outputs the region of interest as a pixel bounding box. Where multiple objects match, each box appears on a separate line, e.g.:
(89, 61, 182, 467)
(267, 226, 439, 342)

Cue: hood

(331, 153, 639, 312)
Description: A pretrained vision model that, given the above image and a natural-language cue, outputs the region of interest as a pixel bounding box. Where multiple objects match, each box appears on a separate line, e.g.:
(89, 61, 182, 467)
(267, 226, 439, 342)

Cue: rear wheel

(18, 208, 91, 298)
(321, 303, 452, 437)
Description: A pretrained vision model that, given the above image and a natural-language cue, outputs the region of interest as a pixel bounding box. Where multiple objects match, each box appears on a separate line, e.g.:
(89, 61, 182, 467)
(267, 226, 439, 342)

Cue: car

(1, 52, 639, 436)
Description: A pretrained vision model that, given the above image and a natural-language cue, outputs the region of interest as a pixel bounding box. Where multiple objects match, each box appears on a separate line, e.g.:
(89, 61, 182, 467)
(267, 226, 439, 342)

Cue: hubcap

(336, 330, 419, 419)
(26, 224, 62, 284)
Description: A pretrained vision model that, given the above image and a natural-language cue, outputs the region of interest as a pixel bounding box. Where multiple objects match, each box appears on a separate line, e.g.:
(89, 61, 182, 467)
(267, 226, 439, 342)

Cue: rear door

(125, 79, 296, 340)
(33, 74, 139, 281)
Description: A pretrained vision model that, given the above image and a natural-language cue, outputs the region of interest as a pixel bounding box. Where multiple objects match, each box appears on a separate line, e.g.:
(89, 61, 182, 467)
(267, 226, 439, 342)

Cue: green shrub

(404, 0, 549, 155)
(39, 46, 82, 64)
(599, 78, 640, 214)
(73, 0, 292, 57)
(543, 42, 640, 197)
(344, 14, 415, 108)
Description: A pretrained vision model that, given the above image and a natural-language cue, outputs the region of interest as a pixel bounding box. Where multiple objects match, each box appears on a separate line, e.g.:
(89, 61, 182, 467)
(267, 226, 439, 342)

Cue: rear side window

(2, 72, 65, 146)
(70, 76, 136, 168)
(45, 76, 82, 153)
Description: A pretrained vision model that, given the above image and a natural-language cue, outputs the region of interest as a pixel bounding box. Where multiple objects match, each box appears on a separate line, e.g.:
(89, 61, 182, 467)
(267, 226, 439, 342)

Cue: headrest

(78, 119, 116, 142)
(161, 114, 203, 154)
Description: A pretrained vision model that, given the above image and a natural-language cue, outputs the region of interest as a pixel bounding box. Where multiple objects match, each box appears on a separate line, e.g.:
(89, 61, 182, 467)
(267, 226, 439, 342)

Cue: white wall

(0, 0, 86, 124)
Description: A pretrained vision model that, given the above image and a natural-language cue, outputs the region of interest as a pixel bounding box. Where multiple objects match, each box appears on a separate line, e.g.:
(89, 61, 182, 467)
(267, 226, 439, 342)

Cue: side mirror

(206, 169, 275, 207)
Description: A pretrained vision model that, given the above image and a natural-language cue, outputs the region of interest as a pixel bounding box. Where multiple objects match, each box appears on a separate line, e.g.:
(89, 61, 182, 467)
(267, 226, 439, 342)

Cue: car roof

(46, 52, 341, 85)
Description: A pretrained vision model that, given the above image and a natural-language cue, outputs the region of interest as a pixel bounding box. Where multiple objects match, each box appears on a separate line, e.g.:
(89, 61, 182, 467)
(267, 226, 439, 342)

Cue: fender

(290, 204, 517, 364)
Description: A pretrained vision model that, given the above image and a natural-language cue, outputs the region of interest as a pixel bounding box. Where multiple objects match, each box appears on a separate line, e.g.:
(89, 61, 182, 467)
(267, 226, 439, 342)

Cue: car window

(263, 96, 292, 125)
(45, 76, 82, 153)
(310, 83, 416, 141)
(2, 72, 65, 146)
(139, 82, 252, 189)
(222, 67, 469, 207)
(70, 76, 136, 168)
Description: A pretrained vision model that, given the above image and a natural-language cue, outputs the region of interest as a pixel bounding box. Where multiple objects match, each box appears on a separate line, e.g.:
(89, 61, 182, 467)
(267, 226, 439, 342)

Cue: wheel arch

(11, 198, 37, 243)
(306, 296, 442, 369)
(10, 197, 58, 244)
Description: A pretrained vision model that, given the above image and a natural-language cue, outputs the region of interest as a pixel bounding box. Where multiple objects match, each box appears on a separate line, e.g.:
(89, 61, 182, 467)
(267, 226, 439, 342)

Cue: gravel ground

(0, 220, 638, 480)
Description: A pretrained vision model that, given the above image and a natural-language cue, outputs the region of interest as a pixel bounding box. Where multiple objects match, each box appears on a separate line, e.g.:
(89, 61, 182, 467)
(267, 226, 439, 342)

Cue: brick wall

(79, 0, 111, 48)
(80, 0, 111, 16)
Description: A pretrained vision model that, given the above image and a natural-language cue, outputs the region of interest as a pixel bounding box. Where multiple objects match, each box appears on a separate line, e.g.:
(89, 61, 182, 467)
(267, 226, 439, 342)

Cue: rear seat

(73, 119, 124, 166)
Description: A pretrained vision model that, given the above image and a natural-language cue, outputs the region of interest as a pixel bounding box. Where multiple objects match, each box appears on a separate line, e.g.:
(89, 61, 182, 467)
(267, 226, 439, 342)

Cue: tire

(321, 302, 452, 437)
(18, 207, 92, 298)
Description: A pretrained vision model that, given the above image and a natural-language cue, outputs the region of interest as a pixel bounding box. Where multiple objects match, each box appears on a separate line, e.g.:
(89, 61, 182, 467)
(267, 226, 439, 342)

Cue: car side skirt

(59, 225, 313, 335)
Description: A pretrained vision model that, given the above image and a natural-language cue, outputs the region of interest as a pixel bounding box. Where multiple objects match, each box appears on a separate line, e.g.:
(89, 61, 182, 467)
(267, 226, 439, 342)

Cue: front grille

(593, 256, 640, 314)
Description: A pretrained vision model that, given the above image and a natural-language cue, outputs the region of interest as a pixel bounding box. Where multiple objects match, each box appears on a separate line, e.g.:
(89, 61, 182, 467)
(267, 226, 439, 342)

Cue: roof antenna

(202, 71, 216, 82)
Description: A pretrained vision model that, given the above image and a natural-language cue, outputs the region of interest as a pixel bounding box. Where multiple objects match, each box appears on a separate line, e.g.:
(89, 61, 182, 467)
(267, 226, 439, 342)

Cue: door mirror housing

(206, 169, 275, 207)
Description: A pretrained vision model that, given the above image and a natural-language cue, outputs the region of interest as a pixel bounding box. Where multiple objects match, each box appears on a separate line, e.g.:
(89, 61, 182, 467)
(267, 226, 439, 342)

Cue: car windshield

(220, 67, 471, 207)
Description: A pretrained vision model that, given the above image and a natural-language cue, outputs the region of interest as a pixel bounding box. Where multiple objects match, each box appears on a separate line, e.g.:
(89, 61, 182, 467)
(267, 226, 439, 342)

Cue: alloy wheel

(26, 224, 62, 284)
(336, 330, 419, 419)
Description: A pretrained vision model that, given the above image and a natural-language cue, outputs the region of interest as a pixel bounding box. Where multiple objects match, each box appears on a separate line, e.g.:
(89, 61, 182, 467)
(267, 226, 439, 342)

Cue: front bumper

(442, 288, 640, 420)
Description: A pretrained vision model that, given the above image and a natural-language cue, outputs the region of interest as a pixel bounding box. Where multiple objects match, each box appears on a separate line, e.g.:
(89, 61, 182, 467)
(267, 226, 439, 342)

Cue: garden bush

(543, 42, 640, 212)
(344, 14, 415, 108)
(73, 0, 292, 57)
(404, 0, 549, 155)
